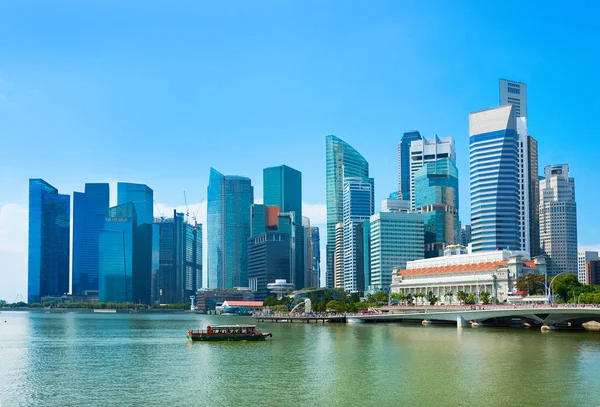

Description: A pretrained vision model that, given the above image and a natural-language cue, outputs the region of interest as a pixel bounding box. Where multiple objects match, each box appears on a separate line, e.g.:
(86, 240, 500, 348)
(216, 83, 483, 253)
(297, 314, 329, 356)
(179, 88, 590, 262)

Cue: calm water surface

(1, 311, 600, 407)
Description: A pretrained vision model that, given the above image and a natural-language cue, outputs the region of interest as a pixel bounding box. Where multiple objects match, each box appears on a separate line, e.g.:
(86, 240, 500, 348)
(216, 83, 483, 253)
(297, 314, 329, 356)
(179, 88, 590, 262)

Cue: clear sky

(1, 1, 599, 300)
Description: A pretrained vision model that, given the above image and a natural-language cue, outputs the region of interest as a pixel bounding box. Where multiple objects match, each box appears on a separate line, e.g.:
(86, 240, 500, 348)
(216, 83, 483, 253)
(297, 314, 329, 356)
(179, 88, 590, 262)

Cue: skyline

(2, 1, 600, 300)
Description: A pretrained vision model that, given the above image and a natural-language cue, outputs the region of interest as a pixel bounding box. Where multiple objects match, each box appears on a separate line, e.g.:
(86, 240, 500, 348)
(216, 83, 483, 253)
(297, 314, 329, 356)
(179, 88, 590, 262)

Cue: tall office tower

(250, 204, 280, 237)
(413, 157, 459, 258)
(151, 223, 160, 303)
(247, 232, 291, 300)
(578, 250, 599, 284)
(381, 196, 410, 213)
(72, 183, 109, 296)
(585, 260, 600, 285)
(334, 222, 344, 288)
(356, 221, 370, 293)
(28, 179, 70, 304)
(499, 79, 527, 118)
(539, 164, 578, 278)
(459, 225, 472, 247)
(342, 177, 374, 292)
(469, 104, 522, 252)
(310, 226, 321, 287)
(117, 183, 154, 225)
(207, 168, 253, 289)
(99, 202, 137, 303)
(499, 79, 537, 255)
(527, 136, 540, 256)
(369, 212, 424, 293)
(326, 135, 370, 288)
(155, 211, 202, 303)
(398, 131, 422, 200)
(302, 217, 313, 288)
(263, 165, 304, 289)
(409, 135, 455, 209)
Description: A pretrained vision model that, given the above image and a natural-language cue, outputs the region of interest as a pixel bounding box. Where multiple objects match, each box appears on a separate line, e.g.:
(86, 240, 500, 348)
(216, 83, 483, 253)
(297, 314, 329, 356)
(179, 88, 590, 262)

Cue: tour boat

(187, 324, 272, 342)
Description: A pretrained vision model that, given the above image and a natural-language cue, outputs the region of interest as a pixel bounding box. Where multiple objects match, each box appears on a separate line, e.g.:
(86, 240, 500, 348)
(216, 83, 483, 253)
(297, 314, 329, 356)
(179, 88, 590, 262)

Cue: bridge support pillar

(457, 315, 469, 328)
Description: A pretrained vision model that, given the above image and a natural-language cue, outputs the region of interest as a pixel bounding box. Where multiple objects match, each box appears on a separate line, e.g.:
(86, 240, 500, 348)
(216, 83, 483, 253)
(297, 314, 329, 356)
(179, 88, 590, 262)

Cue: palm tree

(445, 292, 453, 304)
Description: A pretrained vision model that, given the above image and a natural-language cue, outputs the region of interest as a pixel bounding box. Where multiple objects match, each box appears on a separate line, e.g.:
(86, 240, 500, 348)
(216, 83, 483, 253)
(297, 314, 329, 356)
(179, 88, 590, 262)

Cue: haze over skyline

(1, 1, 600, 300)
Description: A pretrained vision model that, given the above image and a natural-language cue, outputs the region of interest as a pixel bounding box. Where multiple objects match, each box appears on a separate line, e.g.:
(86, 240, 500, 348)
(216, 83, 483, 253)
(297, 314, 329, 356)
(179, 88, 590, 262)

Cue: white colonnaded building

(390, 246, 547, 304)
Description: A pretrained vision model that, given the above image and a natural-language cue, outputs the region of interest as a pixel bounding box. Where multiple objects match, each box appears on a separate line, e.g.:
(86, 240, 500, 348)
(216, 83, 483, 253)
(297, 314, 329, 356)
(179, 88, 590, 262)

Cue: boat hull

(188, 333, 271, 342)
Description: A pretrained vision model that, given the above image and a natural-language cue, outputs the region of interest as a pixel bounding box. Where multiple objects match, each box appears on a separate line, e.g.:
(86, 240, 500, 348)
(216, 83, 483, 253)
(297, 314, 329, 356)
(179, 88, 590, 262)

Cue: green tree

(552, 274, 581, 302)
(373, 291, 389, 305)
(516, 273, 546, 295)
(456, 291, 468, 305)
(480, 291, 491, 305)
(445, 292, 453, 304)
(426, 291, 439, 306)
(326, 300, 342, 312)
(263, 296, 278, 307)
(465, 294, 476, 305)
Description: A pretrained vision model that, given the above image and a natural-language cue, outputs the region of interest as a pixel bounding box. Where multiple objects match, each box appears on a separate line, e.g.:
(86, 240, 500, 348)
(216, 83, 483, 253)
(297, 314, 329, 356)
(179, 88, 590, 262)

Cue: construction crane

(184, 190, 190, 223)
(191, 197, 205, 226)
(154, 200, 165, 220)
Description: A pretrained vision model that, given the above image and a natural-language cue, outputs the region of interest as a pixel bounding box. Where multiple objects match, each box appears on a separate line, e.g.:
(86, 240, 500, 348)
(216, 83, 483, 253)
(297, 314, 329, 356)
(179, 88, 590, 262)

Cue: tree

(457, 291, 468, 305)
(263, 296, 278, 307)
(465, 294, 476, 305)
(480, 291, 491, 305)
(552, 274, 581, 302)
(517, 273, 546, 295)
(445, 292, 453, 304)
(427, 291, 439, 306)
(326, 300, 342, 312)
(373, 291, 389, 305)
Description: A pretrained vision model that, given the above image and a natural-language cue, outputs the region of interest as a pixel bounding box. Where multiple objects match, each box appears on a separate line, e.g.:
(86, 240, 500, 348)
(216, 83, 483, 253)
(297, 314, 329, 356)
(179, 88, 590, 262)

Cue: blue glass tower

(72, 183, 109, 295)
(207, 168, 254, 289)
(414, 157, 459, 258)
(263, 165, 305, 289)
(397, 131, 422, 200)
(310, 226, 320, 287)
(326, 135, 370, 289)
(27, 179, 70, 303)
(342, 177, 374, 292)
(117, 183, 153, 226)
(469, 105, 520, 252)
(99, 203, 137, 303)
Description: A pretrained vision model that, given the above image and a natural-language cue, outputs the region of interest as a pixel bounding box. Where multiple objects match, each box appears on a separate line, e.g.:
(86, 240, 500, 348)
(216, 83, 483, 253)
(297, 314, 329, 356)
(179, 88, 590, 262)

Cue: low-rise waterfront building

(578, 250, 599, 284)
(391, 248, 546, 304)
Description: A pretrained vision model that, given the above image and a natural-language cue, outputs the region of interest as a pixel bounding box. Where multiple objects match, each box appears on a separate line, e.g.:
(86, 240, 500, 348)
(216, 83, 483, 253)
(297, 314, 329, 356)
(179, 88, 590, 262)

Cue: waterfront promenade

(253, 313, 347, 323)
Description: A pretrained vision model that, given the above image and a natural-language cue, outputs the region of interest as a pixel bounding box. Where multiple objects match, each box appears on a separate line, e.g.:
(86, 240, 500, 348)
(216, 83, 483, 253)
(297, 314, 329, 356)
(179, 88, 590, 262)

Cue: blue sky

(1, 1, 599, 300)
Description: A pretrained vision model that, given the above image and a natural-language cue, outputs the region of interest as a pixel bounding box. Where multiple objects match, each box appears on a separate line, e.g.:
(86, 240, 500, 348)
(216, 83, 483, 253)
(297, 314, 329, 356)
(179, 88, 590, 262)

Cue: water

(1, 312, 600, 407)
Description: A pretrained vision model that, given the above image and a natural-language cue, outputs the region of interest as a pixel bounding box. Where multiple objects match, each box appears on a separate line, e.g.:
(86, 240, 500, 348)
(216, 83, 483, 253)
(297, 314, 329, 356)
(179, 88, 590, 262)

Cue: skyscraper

(326, 135, 370, 289)
(369, 212, 424, 293)
(310, 226, 321, 287)
(527, 136, 540, 257)
(99, 202, 137, 303)
(409, 135, 455, 209)
(72, 183, 109, 296)
(247, 232, 291, 301)
(28, 179, 70, 304)
(117, 183, 154, 226)
(263, 165, 304, 289)
(302, 216, 313, 288)
(342, 177, 374, 292)
(398, 131, 422, 200)
(356, 221, 370, 293)
(459, 225, 472, 247)
(539, 164, 578, 278)
(334, 222, 344, 288)
(207, 168, 254, 289)
(578, 250, 599, 284)
(413, 157, 458, 258)
(469, 104, 521, 252)
(499, 79, 527, 118)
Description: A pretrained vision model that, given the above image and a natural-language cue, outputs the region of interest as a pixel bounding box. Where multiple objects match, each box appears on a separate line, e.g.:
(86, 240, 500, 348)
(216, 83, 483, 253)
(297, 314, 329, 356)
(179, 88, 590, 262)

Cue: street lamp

(547, 271, 573, 305)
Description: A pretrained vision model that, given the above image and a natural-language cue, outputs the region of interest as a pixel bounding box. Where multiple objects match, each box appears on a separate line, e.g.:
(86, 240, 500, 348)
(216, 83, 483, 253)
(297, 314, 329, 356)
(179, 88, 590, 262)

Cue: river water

(1, 311, 600, 407)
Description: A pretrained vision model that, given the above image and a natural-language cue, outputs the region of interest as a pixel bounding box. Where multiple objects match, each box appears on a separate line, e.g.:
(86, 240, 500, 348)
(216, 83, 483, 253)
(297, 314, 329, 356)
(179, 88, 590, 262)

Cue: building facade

(99, 202, 137, 303)
(469, 104, 522, 252)
(413, 157, 459, 258)
(326, 135, 370, 288)
(247, 232, 291, 301)
(72, 183, 109, 296)
(369, 212, 424, 293)
(527, 136, 540, 257)
(356, 221, 370, 293)
(499, 79, 527, 118)
(311, 227, 321, 288)
(117, 182, 154, 226)
(409, 135, 455, 209)
(207, 168, 253, 289)
(578, 251, 599, 284)
(334, 222, 344, 288)
(28, 179, 71, 304)
(398, 131, 422, 200)
(263, 165, 304, 289)
(391, 249, 546, 304)
(539, 164, 578, 278)
(342, 177, 374, 292)
(459, 225, 472, 247)
(302, 217, 313, 288)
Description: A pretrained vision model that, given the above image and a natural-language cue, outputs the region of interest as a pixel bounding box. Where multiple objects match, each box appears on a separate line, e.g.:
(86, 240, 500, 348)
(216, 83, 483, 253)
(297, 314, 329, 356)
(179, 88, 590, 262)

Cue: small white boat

(94, 309, 117, 313)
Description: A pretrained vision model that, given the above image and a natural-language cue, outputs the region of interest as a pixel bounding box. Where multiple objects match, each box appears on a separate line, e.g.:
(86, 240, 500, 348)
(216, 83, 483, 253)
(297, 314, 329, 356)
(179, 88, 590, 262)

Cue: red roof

(223, 301, 263, 307)
(515, 291, 528, 295)
(398, 261, 509, 277)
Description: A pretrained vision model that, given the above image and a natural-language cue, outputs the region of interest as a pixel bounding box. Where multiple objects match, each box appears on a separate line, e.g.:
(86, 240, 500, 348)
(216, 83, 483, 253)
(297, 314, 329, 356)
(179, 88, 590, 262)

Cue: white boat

(94, 309, 117, 313)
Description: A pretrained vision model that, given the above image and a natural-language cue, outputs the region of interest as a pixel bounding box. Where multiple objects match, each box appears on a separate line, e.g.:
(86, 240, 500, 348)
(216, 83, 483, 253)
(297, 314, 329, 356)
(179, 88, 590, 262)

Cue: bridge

(253, 315, 347, 324)
(347, 307, 600, 331)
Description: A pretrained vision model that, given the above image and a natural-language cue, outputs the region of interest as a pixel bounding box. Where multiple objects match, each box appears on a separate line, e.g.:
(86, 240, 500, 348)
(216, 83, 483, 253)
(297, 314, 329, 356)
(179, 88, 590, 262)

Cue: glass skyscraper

(117, 182, 154, 226)
(28, 179, 70, 303)
(326, 135, 370, 289)
(72, 183, 109, 295)
(310, 226, 320, 288)
(99, 202, 137, 303)
(247, 232, 291, 300)
(207, 168, 254, 289)
(413, 157, 459, 258)
(342, 177, 374, 292)
(397, 131, 422, 200)
(469, 104, 521, 252)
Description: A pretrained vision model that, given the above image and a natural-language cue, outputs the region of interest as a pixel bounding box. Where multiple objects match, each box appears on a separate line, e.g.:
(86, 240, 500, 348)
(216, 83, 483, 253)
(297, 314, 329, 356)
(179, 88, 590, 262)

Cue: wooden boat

(187, 324, 272, 342)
